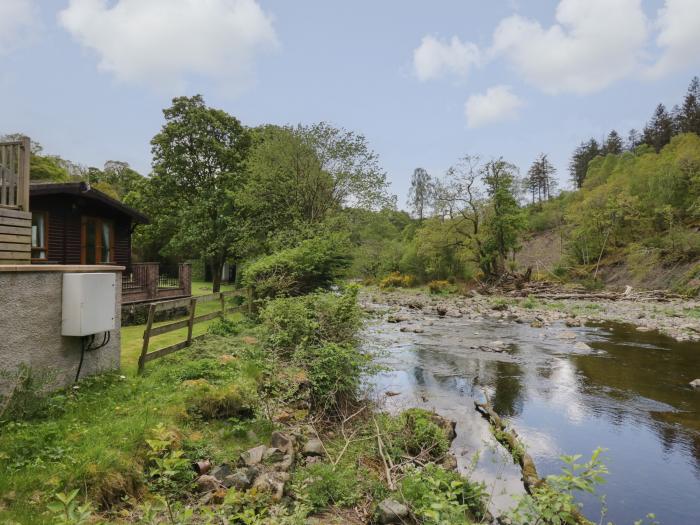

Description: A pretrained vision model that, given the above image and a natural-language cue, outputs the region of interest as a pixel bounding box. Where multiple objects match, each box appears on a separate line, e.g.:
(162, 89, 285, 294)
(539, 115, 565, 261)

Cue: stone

(302, 438, 325, 457)
(270, 431, 294, 454)
(530, 319, 544, 328)
(223, 468, 254, 490)
(240, 445, 267, 467)
(558, 331, 577, 340)
(690, 379, 700, 389)
(252, 471, 289, 502)
(210, 463, 234, 483)
(428, 413, 457, 441)
(387, 315, 407, 323)
(441, 453, 458, 471)
(436, 306, 448, 316)
(573, 342, 591, 351)
(378, 499, 409, 524)
(195, 475, 221, 492)
(263, 447, 286, 464)
(565, 318, 582, 327)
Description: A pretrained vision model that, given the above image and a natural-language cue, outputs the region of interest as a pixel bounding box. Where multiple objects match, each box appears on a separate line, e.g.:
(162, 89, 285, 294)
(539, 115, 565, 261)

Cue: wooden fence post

(138, 304, 156, 374)
(220, 292, 225, 318)
(187, 297, 197, 345)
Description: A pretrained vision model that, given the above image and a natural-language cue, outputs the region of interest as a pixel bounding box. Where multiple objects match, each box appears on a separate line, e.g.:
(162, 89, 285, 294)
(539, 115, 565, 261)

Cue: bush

(184, 381, 257, 420)
(260, 286, 361, 355)
(385, 409, 451, 463)
(427, 280, 453, 294)
(207, 317, 243, 336)
(242, 234, 352, 298)
(294, 343, 369, 413)
(379, 272, 416, 289)
(400, 464, 487, 524)
(291, 462, 361, 511)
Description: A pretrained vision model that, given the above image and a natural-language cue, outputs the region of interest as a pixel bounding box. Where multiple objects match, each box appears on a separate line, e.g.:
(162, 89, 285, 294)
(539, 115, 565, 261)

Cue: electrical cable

(74, 331, 111, 383)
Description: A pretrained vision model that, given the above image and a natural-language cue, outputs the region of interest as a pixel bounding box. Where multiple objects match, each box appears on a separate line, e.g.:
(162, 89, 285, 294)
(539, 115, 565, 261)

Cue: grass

(190, 280, 236, 297)
(0, 329, 272, 524)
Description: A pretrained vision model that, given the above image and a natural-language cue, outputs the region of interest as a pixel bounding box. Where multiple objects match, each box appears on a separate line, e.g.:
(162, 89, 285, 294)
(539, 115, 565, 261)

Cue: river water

(363, 303, 700, 524)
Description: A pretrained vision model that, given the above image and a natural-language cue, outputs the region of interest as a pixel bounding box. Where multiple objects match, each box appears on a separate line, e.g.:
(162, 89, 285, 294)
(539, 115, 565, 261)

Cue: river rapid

(361, 290, 700, 525)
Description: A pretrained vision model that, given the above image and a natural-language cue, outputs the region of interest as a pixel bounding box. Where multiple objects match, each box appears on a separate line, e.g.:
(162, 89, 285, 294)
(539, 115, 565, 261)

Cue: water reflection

(364, 311, 700, 525)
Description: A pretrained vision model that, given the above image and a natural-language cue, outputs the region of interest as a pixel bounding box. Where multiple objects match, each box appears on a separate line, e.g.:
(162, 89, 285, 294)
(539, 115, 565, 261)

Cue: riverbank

(361, 286, 700, 343)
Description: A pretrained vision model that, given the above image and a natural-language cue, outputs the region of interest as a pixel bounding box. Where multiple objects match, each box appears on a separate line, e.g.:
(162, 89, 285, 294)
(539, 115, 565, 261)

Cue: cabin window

(81, 217, 114, 264)
(31, 212, 48, 261)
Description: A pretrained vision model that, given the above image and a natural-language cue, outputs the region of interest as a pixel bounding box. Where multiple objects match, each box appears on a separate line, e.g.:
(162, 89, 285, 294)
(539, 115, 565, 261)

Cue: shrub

(291, 462, 361, 511)
(400, 464, 487, 524)
(184, 381, 257, 420)
(242, 234, 352, 298)
(294, 343, 369, 413)
(260, 287, 361, 355)
(379, 272, 416, 289)
(385, 409, 451, 463)
(427, 280, 453, 294)
(207, 317, 243, 336)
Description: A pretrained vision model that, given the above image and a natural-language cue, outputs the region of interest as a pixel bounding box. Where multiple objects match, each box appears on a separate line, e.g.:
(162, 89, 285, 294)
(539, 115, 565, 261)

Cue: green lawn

(121, 291, 244, 374)
(190, 279, 236, 296)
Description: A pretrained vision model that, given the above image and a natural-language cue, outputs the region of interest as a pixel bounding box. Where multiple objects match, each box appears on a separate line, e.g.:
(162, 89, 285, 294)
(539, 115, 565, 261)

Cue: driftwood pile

(480, 268, 681, 302)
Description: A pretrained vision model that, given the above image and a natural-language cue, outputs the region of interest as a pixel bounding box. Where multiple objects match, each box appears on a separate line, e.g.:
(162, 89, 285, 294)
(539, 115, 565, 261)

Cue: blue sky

(1, 0, 699, 207)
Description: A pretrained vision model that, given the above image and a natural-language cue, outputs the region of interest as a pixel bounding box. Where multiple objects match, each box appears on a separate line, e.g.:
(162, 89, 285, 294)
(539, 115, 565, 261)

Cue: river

(363, 298, 700, 524)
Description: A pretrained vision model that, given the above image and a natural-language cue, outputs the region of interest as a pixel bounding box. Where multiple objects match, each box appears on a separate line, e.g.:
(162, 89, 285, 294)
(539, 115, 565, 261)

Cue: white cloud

(413, 35, 481, 81)
(648, 0, 700, 77)
(58, 0, 278, 91)
(464, 85, 523, 128)
(491, 0, 648, 94)
(0, 0, 38, 55)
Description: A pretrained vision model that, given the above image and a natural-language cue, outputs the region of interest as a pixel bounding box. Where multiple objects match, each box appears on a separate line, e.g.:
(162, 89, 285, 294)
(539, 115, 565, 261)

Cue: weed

(291, 462, 361, 511)
(46, 489, 94, 525)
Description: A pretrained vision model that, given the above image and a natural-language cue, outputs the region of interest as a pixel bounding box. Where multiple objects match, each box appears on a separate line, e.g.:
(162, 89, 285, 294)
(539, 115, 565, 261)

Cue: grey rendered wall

(0, 270, 122, 392)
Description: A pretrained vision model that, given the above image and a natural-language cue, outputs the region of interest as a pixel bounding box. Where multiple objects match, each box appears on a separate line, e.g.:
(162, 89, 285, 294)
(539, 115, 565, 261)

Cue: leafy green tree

(407, 167, 433, 220)
(147, 95, 252, 292)
(482, 159, 524, 275)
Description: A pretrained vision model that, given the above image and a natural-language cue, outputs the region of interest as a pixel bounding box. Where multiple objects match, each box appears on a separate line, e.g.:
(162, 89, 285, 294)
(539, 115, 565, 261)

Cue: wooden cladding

(0, 137, 30, 210)
(0, 207, 31, 264)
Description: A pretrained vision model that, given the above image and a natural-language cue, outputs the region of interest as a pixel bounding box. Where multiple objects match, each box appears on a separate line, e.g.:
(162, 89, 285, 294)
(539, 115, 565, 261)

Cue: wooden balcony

(122, 262, 192, 304)
(0, 137, 31, 264)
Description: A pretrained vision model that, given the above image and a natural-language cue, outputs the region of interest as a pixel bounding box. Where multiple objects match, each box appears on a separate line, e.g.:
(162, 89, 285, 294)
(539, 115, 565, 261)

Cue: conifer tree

(603, 130, 623, 155)
(569, 139, 600, 188)
(643, 104, 674, 152)
(678, 76, 700, 135)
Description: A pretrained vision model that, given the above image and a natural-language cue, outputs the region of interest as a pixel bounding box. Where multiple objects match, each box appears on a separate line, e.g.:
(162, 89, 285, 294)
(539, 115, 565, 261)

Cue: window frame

(31, 211, 49, 262)
(80, 216, 115, 264)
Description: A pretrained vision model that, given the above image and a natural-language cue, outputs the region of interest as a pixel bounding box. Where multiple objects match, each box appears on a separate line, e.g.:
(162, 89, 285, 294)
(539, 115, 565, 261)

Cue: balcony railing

(122, 263, 192, 304)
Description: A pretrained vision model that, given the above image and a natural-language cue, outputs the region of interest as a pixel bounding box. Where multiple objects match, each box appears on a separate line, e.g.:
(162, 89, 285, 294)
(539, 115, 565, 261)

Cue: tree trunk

(210, 258, 223, 293)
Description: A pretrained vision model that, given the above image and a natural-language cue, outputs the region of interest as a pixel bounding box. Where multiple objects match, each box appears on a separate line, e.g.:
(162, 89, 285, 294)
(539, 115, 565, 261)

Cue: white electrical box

(62, 273, 117, 336)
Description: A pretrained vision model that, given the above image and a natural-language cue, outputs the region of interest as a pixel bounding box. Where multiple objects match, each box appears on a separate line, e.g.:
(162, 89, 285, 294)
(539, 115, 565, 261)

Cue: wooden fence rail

(137, 290, 245, 374)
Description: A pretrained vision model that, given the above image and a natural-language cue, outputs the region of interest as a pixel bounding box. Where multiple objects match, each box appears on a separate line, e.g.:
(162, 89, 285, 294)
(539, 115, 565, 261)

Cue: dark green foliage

(291, 462, 361, 511)
(295, 342, 369, 412)
(260, 286, 361, 354)
(243, 234, 352, 298)
(384, 409, 451, 463)
(0, 365, 60, 423)
(400, 464, 487, 524)
(207, 317, 243, 337)
(184, 382, 258, 420)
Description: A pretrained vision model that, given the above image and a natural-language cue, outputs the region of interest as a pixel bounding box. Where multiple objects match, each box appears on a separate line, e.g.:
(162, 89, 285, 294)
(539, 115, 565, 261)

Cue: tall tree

(643, 103, 675, 152)
(603, 130, 623, 155)
(525, 153, 556, 203)
(147, 95, 252, 292)
(482, 158, 524, 275)
(626, 128, 642, 151)
(407, 167, 433, 220)
(569, 139, 600, 188)
(678, 76, 700, 135)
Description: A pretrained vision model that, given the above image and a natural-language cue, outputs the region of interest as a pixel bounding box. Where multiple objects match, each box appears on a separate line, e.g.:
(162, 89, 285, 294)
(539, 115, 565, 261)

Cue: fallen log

(474, 400, 594, 525)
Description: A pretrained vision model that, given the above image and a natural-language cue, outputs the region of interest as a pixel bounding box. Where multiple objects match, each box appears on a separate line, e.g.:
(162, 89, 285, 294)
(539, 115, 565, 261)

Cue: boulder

(223, 468, 255, 490)
(427, 413, 457, 441)
(210, 463, 234, 483)
(195, 475, 222, 492)
(270, 431, 294, 454)
(436, 306, 448, 317)
(302, 438, 325, 457)
(387, 315, 408, 323)
(263, 447, 286, 463)
(441, 453, 458, 471)
(378, 499, 409, 524)
(252, 471, 289, 502)
(690, 379, 700, 389)
(530, 320, 544, 328)
(240, 445, 267, 467)
(565, 318, 582, 327)
(573, 342, 591, 351)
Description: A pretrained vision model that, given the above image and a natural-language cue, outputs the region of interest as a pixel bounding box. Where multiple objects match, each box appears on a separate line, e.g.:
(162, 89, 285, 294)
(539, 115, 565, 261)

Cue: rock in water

(378, 499, 409, 524)
(558, 331, 577, 340)
(573, 342, 591, 351)
(690, 379, 700, 389)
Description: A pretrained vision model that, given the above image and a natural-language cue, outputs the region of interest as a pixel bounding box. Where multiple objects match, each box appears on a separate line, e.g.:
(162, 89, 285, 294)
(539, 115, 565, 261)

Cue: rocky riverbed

(361, 287, 700, 343)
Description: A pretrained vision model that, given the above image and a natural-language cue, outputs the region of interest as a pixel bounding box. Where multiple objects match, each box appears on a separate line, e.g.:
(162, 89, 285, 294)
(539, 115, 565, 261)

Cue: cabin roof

(30, 181, 149, 224)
